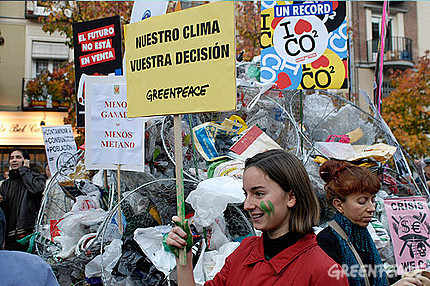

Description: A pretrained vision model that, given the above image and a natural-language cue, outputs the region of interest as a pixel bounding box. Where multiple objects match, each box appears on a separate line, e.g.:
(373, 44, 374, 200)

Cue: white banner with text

(42, 125, 77, 175)
(85, 75, 144, 171)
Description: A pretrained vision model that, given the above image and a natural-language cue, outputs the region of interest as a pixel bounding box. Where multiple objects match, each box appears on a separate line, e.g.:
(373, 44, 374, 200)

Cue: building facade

(350, 1, 423, 108)
(0, 1, 71, 175)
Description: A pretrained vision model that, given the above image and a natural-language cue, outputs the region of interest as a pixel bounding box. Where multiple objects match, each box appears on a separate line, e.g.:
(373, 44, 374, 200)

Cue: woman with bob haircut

(317, 159, 429, 286)
(166, 149, 348, 286)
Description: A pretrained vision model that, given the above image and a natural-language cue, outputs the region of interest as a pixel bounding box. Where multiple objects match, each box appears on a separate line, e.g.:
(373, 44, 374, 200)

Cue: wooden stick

(174, 114, 186, 265)
(116, 164, 123, 234)
(103, 170, 109, 192)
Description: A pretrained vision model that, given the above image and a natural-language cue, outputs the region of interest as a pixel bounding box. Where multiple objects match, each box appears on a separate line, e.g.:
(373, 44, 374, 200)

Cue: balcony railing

(382, 81, 395, 98)
(366, 36, 413, 63)
(22, 78, 70, 111)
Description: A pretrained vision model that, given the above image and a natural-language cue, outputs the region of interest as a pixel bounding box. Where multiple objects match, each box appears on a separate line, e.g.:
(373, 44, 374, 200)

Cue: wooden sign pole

(116, 164, 123, 234)
(103, 170, 109, 192)
(174, 114, 187, 265)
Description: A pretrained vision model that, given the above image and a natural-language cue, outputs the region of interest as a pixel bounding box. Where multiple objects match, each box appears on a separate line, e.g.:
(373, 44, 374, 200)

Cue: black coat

(0, 167, 45, 236)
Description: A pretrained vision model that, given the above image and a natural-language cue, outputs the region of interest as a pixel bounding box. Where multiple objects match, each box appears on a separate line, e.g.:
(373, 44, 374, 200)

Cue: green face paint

(260, 200, 275, 216)
(267, 200, 274, 214)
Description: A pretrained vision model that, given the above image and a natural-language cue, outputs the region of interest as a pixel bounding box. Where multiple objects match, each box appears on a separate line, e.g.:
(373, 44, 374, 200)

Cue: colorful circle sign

(299, 49, 345, 89)
(273, 15, 328, 65)
(316, 1, 346, 33)
(260, 47, 302, 90)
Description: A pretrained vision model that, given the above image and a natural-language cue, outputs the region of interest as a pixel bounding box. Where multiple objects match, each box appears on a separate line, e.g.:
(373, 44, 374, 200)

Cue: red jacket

(205, 233, 349, 286)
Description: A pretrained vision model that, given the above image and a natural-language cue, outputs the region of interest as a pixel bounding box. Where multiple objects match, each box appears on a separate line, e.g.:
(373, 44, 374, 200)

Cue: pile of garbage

(34, 58, 429, 285)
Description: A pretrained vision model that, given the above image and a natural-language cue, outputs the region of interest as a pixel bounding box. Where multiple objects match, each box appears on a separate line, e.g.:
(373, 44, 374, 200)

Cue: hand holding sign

(124, 1, 236, 265)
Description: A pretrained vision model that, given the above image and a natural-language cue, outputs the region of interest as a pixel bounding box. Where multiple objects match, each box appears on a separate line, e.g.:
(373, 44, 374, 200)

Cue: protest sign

(73, 16, 123, 127)
(42, 125, 77, 175)
(84, 75, 144, 172)
(124, 1, 236, 117)
(260, 0, 348, 89)
(124, 0, 168, 123)
(130, 0, 169, 23)
(384, 197, 430, 274)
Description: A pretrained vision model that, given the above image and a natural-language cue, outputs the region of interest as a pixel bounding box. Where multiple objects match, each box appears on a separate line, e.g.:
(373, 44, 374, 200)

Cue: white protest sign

(85, 75, 144, 171)
(124, 0, 169, 80)
(130, 0, 169, 23)
(42, 125, 77, 175)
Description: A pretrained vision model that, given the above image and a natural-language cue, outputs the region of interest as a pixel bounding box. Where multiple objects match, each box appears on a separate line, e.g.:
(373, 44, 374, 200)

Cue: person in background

(0, 149, 45, 251)
(166, 149, 348, 286)
(0, 205, 59, 285)
(317, 159, 430, 286)
(0, 168, 8, 187)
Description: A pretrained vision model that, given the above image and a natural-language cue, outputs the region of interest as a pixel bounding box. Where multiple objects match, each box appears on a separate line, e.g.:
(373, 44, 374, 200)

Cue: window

(35, 59, 48, 77)
(31, 41, 69, 78)
(371, 16, 393, 58)
(53, 60, 66, 71)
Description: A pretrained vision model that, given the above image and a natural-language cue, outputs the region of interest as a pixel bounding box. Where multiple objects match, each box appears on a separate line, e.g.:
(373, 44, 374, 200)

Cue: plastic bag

(54, 208, 107, 259)
(103, 212, 127, 242)
(76, 179, 103, 194)
(186, 176, 244, 227)
(205, 217, 230, 251)
(133, 225, 176, 276)
(368, 219, 390, 249)
(91, 170, 105, 187)
(85, 239, 123, 280)
(194, 240, 240, 285)
(112, 238, 166, 286)
(71, 192, 101, 212)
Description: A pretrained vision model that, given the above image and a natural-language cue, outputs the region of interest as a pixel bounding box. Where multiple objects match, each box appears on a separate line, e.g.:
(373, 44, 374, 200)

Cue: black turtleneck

(263, 232, 304, 260)
(8, 169, 20, 180)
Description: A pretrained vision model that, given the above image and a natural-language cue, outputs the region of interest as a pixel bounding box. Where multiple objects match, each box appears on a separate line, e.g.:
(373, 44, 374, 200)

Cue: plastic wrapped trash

(85, 239, 123, 280)
(133, 225, 176, 276)
(186, 176, 244, 228)
(205, 217, 230, 251)
(229, 125, 282, 161)
(303, 94, 376, 145)
(194, 240, 240, 285)
(77, 179, 103, 194)
(54, 208, 107, 259)
(111, 238, 166, 286)
(211, 159, 244, 179)
(71, 193, 101, 212)
(368, 219, 395, 265)
(192, 118, 245, 162)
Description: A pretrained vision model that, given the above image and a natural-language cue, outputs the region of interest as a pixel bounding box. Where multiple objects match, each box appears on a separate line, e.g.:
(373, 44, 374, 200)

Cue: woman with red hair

(317, 159, 429, 286)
